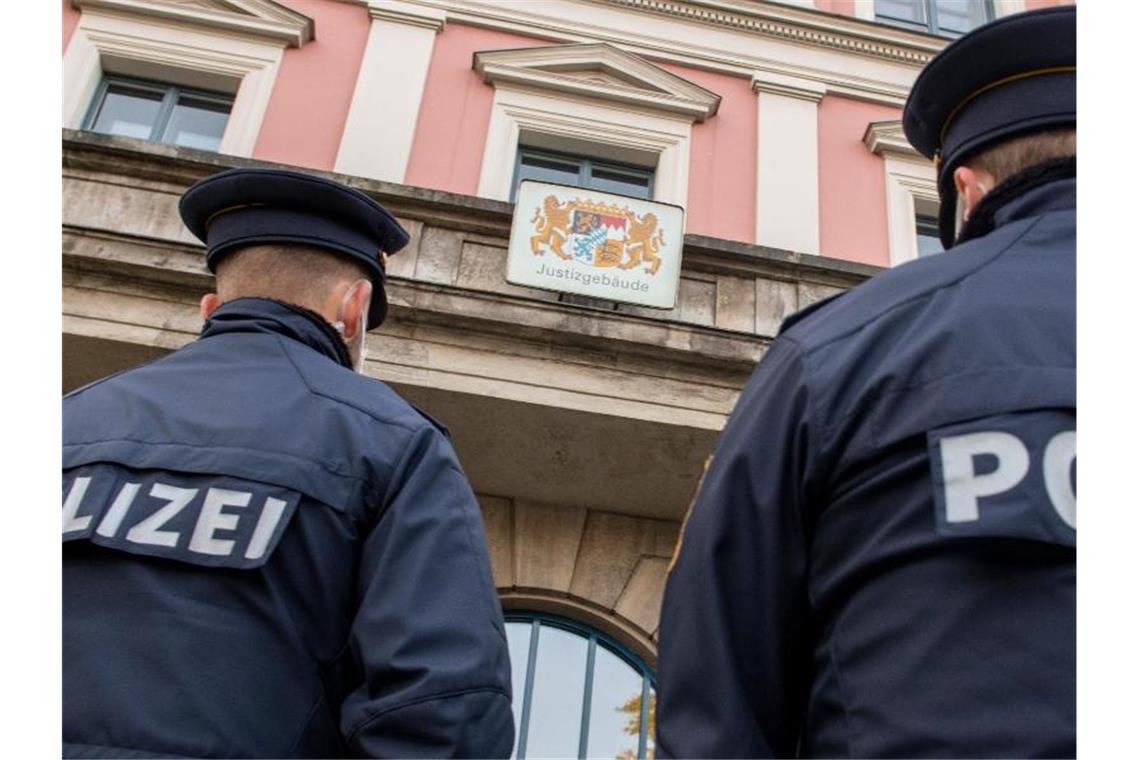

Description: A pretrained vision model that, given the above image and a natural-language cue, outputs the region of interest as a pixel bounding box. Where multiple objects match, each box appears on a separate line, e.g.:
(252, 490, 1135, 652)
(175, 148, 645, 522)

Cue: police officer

(656, 6, 1075, 757)
(62, 168, 514, 757)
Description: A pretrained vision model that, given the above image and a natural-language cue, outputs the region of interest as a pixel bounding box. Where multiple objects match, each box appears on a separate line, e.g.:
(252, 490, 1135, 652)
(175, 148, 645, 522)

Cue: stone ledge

(62, 129, 886, 283)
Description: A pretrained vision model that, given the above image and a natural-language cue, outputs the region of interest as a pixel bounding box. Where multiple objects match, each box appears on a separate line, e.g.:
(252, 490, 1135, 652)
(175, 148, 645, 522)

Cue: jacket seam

(344, 686, 510, 745)
(276, 334, 425, 436)
(797, 212, 1047, 358)
(63, 437, 370, 484)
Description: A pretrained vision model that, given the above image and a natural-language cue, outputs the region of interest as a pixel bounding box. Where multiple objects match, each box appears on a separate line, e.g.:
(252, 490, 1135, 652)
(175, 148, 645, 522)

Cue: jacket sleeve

(340, 425, 514, 758)
(656, 337, 813, 758)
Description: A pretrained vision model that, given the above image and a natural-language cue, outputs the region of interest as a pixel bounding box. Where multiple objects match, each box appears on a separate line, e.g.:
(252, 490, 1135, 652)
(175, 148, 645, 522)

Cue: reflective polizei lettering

(189, 488, 252, 556)
(125, 483, 199, 548)
(939, 429, 1076, 528)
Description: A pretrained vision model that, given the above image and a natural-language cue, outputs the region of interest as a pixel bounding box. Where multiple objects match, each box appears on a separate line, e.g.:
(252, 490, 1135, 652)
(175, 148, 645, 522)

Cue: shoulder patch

(62, 463, 301, 569)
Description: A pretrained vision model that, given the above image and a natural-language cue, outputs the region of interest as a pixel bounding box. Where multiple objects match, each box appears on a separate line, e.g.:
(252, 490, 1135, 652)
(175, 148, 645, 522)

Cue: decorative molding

(475, 43, 721, 121)
(863, 119, 921, 158)
(357, 0, 923, 108)
(882, 152, 938, 266)
(367, 0, 445, 32)
(751, 69, 825, 102)
(598, 0, 943, 64)
(71, 0, 314, 47)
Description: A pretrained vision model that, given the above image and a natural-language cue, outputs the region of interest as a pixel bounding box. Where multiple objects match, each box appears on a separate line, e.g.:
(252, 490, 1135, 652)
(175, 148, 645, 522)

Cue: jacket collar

(992, 176, 1075, 228)
(199, 297, 353, 369)
(956, 157, 1075, 246)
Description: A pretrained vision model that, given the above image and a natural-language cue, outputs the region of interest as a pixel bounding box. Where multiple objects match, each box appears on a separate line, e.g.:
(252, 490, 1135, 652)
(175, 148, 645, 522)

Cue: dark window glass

(84, 76, 232, 151)
(934, 0, 990, 35)
(89, 83, 166, 140)
(874, 0, 992, 37)
(916, 213, 943, 257)
(162, 95, 231, 151)
(518, 154, 583, 187)
(513, 149, 655, 201)
(506, 614, 656, 759)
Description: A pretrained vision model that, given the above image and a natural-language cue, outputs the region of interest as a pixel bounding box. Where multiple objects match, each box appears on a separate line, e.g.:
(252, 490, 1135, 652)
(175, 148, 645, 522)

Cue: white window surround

(474, 44, 720, 207)
(63, 0, 312, 157)
(864, 119, 939, 265)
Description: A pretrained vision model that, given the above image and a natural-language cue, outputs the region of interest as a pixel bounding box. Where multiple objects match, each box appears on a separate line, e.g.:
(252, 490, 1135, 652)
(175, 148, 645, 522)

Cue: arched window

(505, 612, 656, 759)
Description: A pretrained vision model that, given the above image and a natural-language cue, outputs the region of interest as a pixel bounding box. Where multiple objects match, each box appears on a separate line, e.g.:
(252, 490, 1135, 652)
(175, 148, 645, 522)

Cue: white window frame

(864, 120, 939, 266)
(63, 0, 312, 157)
(473, 44, 719, 208)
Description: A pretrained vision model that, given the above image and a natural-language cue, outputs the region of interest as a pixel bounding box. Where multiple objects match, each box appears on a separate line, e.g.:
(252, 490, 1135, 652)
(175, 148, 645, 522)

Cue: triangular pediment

(72, 0, 313, 46)
(474, 43, 721, 122)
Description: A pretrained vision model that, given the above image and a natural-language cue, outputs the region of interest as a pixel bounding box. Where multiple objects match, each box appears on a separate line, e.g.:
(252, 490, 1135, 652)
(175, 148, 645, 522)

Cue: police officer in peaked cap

(657, 6, 1075, 757)
(62, 168, 515, 757)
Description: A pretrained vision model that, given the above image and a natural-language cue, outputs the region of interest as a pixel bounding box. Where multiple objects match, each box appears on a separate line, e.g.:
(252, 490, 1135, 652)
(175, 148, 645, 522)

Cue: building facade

(61, 0, 1070, 756)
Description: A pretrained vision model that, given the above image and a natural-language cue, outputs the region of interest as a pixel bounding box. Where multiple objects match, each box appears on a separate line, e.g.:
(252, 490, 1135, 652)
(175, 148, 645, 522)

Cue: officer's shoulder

(283, 343, 449, 436)
(778, 233, 1018, 350)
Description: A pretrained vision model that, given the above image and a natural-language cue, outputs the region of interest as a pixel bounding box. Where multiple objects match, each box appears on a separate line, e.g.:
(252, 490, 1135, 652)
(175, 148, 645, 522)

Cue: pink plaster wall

(63, 0, 79, 51)
(817, 96, 900, 267)
(660, 63, 756, 243)
(251, 0, 371, 171)
(404, 24, 547, 194)
(1025, 0, 1074, 9)
(814, 0, 857, 17)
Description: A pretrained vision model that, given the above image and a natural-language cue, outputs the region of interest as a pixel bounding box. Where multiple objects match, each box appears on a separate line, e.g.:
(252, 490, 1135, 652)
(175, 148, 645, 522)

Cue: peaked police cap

(179, 167, 410, 329)
(902, 5, 1075, 248)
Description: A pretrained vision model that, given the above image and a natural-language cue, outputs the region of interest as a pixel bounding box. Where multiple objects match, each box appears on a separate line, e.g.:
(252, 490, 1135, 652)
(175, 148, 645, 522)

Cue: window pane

(916, 215, 943, 257)
(588, 166, 652, 200)
(519, 154, 582, 187)
(875, 0, 926, 24)
(526, 624, 588, 758)
(505, 622, 533, 759)
(90, 84, 164, 140)
(163, 96, 231, 151)
(935, 0, 989, 35)
(585, 644, 644, 760)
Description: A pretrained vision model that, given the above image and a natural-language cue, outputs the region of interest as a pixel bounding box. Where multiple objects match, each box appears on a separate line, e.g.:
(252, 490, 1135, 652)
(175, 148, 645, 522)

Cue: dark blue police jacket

(62, 299, 514, 758)
(657, 178, 1075, 758)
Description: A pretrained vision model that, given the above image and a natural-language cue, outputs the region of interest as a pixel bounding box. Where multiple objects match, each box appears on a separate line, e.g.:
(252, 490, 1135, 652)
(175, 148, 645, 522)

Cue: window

(512, 148, 655, 202)
(874, 0, 993, 36)
(916, 213, 943, 257)
(83, 76, 233, 152)
(506, 613, 656, 759)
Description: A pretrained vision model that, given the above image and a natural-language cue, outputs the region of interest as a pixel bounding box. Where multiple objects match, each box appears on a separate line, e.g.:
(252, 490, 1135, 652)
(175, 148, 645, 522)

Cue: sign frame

(505, 179, 686, 310)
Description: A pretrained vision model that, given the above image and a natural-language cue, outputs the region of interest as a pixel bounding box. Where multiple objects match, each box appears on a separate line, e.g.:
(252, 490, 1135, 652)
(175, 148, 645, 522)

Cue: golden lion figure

(530, 195, 572, 260)
(620, 211, 665, 275)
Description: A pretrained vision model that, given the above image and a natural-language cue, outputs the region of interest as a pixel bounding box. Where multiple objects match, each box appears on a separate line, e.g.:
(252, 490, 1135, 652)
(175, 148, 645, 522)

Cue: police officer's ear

(200, 293, 221, 320)
(953, 164, 996, 223)
(337, 279, 373, 340)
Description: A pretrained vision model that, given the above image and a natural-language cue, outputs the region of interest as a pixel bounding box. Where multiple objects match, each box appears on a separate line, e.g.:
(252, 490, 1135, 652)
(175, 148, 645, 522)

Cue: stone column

(752, 71, 826, 256)
(334, 0, 445, 182)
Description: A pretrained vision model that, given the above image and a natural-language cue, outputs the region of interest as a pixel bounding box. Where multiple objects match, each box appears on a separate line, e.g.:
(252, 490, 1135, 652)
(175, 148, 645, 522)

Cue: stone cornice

(62, 129, 879, 287)
(863, 119, 921, 157)
(337, 0, 923, 107)
(367, 0, 445, 32)
(475, 44, 721, 121)
(72, 0, 314, 47)
(601, 0, 944, 64)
